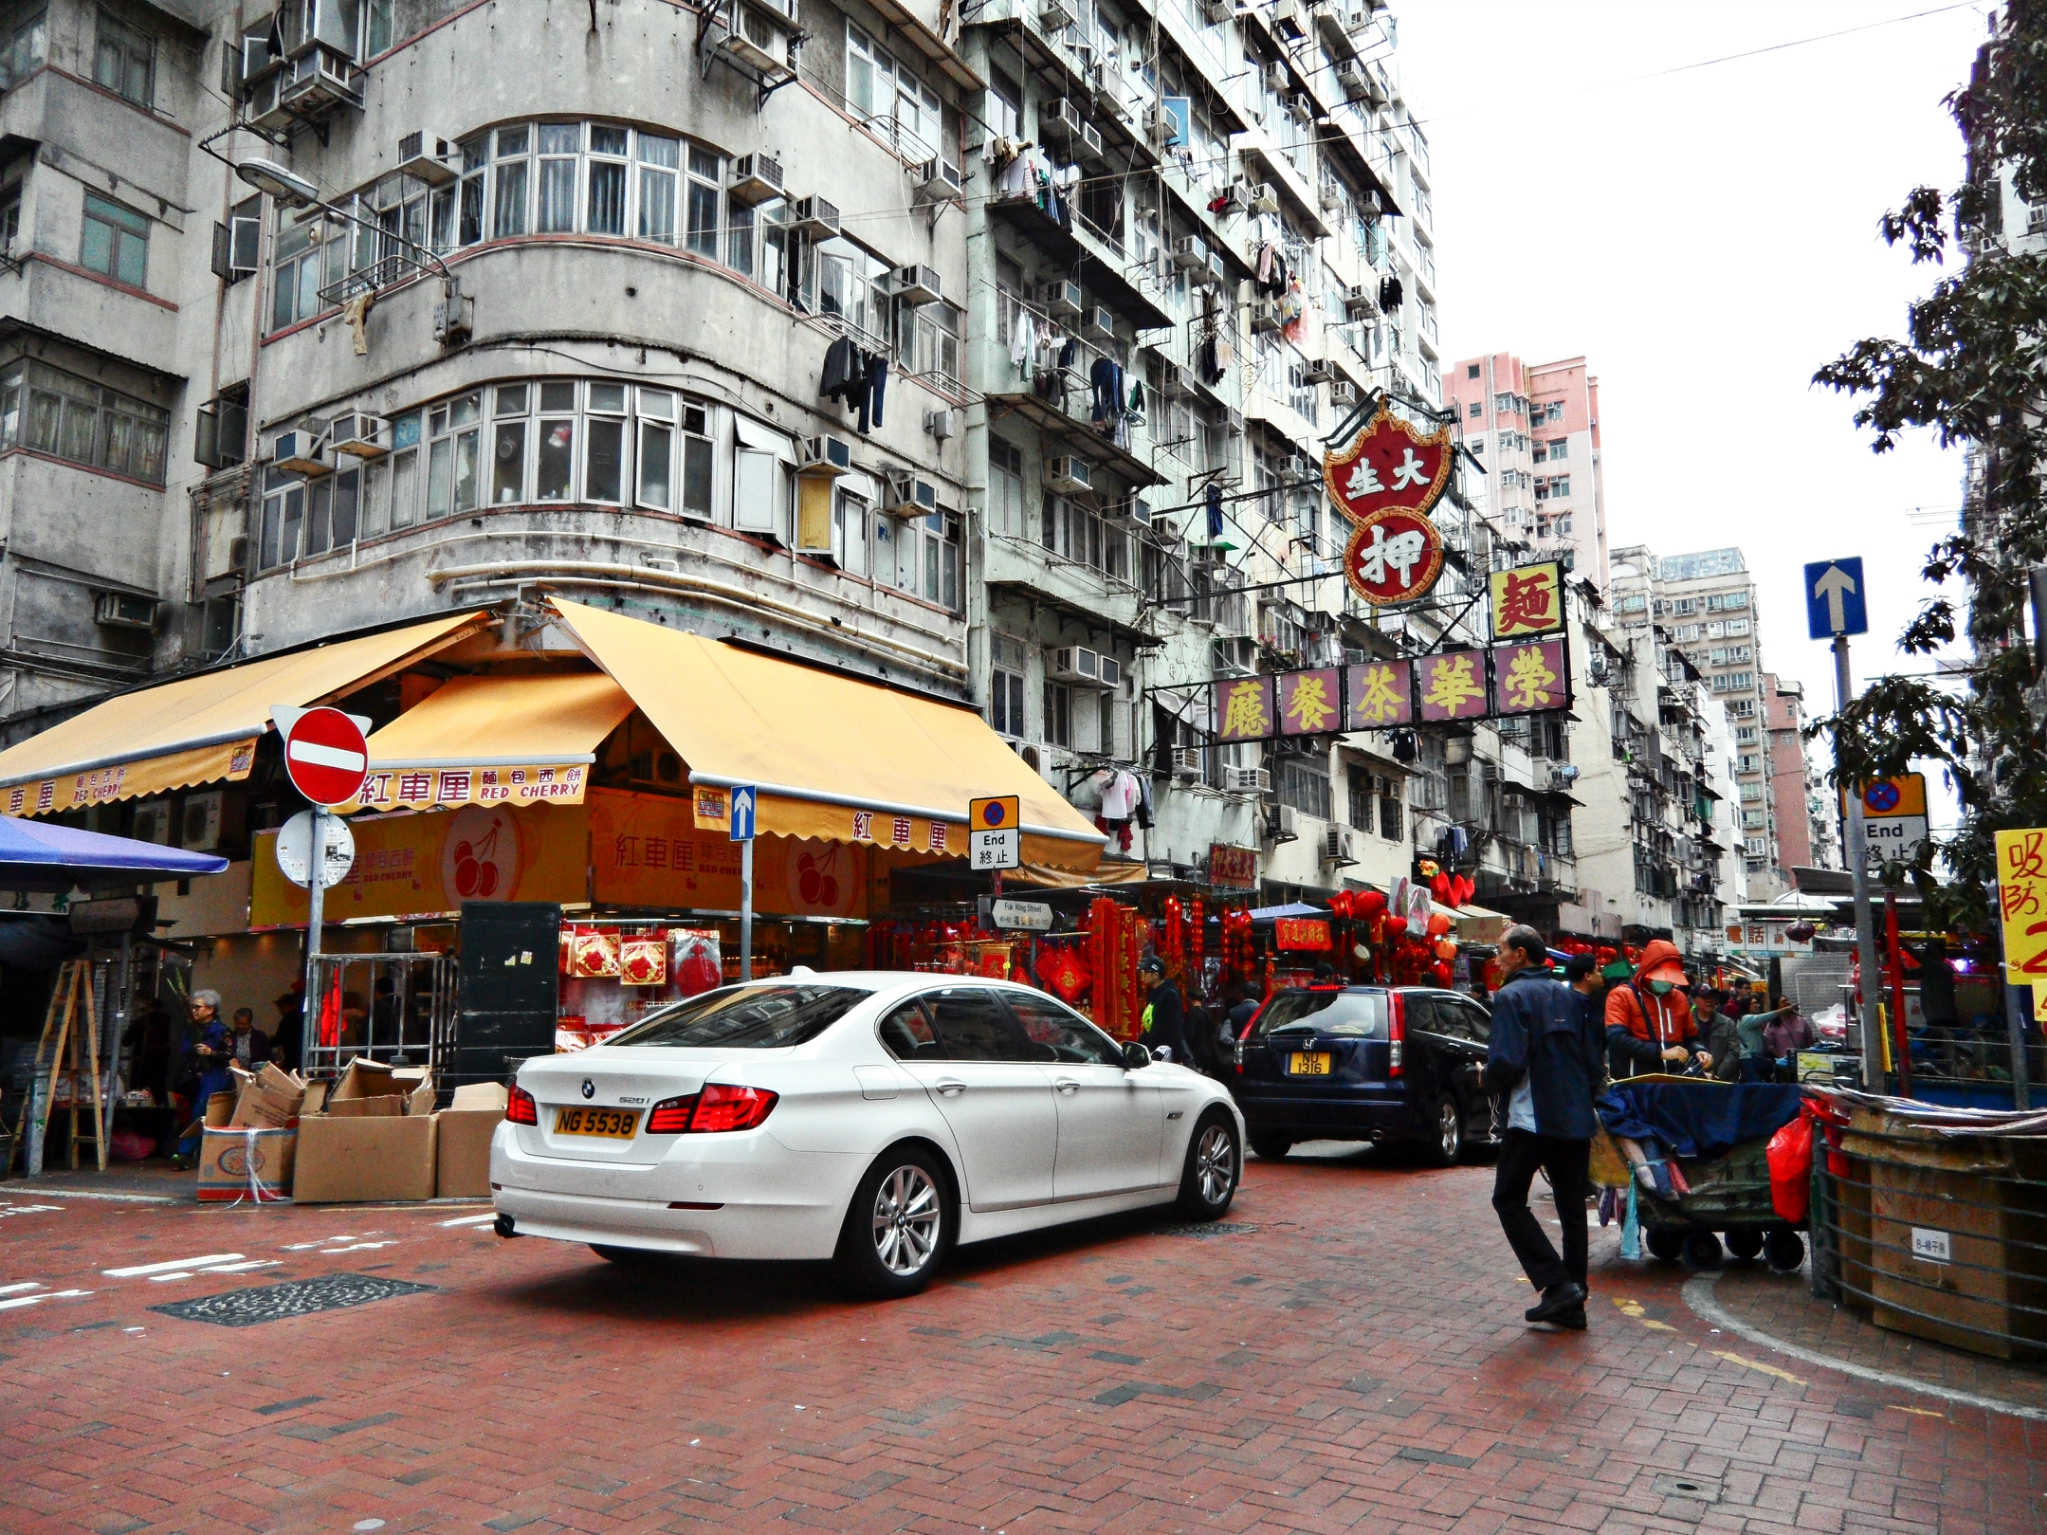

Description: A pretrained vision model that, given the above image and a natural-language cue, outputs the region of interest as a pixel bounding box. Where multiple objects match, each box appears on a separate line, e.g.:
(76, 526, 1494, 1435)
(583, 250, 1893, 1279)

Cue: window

(81, 193, 147, 287)
(492, 125, 530, 238)
(1465, 363, 1480, 380)
(685, 146, 720, 257)
(620, 984, 871, 1048)
(535, 122, 579, 233)
(0, 358, 167, 483)
(635, 390, 712, 515)
(1277, 755, 1331, 820)
(637, 133, 679, 244)
(902, 301, 961, 390)
(0, 167, 21, 252)
(0, 9, 43, 89)
(879, 988, 1028, 1061)
(1379, 775, 1403, 841)
(425, 392, 482, 519)
(1043, 679, 1072, 747)
(990, 634, 1028, 737)
(1545, 439, 1567, 461)
(491, 384, 528, 504)
(989, 438, 1025, 537)
(1467, 401, 1481, 419)
(1006, 991, 1122, 1065)
(92, 9, 152, 106)
(271, 211, 345, 328)
(454, 136, 486, 246)
(586, 381, 627, 502)
(1347, 767, 1373, 833)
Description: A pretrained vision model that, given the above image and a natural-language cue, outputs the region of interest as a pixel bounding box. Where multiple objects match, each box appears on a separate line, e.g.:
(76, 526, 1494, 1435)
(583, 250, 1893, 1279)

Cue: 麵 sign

(1324, 404, 1454, 607)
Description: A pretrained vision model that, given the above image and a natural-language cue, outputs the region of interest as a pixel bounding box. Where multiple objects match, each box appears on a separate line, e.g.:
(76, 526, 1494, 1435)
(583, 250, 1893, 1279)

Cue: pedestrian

(171, 991, 233, 1170)
(1603, 939, 1711, 1079)
(1482, 925, 1603, 1331)
(1138, 956, 1190, 1064)
(227, 1006, 273, 1069)
(272, 988, 304, 1074)
(1562, 952, 1606, 1048)
(1222, 983, 1259, 1063)
(1691, 986, 1744, 1081)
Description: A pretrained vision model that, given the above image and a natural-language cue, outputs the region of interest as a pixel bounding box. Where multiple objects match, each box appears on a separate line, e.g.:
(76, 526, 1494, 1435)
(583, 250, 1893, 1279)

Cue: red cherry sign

(282, 706, 369, 807)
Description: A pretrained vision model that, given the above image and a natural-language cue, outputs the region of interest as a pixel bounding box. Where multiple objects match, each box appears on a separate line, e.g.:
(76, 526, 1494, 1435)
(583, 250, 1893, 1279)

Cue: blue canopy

(0, 816, 229, 891)
(1250, 902, 1326, 921)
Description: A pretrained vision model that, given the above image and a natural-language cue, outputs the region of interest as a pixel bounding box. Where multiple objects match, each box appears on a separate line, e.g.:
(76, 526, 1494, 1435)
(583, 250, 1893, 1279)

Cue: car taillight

(690, 1084, 778, 1133)
(646, 1085, 778, 1134)
(647, 1093, 699, 1134)
(1388, 993, 1405, 1078)
(506, 1084, 538, 1125)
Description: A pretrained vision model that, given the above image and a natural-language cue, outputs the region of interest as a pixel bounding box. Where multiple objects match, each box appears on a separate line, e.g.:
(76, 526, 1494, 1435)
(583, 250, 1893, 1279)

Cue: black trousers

(1492, 1129, 1591, 1294)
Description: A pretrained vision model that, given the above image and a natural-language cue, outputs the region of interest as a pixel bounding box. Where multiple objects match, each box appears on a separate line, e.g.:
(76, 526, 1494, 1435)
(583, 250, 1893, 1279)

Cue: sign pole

(740, 836, 754, 983)
(303, 802, 327, 1068)
(1834, 634, 1886, 1089)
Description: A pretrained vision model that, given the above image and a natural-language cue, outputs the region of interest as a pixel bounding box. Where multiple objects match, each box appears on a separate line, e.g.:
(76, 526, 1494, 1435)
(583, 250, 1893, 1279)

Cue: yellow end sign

(1488, 561, 1564, 639)
(1995, 827, 2047, 984)
(1841, 773, 1927, 820)
(969, 796, 1020, 833)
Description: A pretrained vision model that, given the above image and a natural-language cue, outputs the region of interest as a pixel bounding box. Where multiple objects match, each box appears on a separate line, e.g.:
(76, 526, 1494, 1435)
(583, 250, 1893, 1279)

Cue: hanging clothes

(859, 355, 888, 434)
(1009, 309, 1036, 379)
(1099, 769, 1142, 821)
(1197, 335, 1225, 386)
(1205, 482, 1225, 540)
(1089, 356, 1124, 425)
(1058, 337, 1079, 369)
(820, 336, 861, 403)
(1378, 275, 1404, 312)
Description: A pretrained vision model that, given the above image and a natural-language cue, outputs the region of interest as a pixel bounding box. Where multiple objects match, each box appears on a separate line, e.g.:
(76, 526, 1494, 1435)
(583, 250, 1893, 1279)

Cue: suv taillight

(507, 1084, 538, 1125)
(1388, 993, 1405, 1078)
(647, 1085, 779, 1135)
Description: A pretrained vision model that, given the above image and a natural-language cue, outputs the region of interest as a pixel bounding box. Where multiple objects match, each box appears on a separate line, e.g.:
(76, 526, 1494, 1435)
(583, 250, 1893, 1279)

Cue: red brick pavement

(3, 1144, 2043, 1535)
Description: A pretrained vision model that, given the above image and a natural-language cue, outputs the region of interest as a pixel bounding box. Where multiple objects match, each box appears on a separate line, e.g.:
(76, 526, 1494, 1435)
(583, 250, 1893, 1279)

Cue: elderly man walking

(1483, 925, 1606, 1330)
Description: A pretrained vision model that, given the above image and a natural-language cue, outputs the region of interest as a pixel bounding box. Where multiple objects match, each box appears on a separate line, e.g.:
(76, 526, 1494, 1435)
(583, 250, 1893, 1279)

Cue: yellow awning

(349, 672, 635, 811)
(549, 598, 1105, 872)
(0, 612, 490, 815)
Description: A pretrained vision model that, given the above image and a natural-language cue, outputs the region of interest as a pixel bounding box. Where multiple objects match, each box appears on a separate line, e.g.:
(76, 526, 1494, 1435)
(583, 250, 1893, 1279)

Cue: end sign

(968, 795, 1020, 871)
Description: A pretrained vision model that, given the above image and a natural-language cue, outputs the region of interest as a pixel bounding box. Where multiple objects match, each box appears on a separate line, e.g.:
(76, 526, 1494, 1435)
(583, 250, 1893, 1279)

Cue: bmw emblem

(581, 1079, 596, 1100)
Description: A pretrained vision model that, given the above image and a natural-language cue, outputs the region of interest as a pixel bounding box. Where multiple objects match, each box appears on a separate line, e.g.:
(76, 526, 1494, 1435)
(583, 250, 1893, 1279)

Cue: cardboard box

(435, 1094, 506, 1199)
(293, 1113, 438, 1203)
(228, 1063, 306, 1129)
(204, 1090, 235, 1129)
(197, 1124, 297, 1203)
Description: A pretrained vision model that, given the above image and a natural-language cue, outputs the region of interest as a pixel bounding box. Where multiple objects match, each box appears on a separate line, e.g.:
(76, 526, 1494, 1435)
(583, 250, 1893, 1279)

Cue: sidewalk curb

(1682, 1272, 2047, 1423)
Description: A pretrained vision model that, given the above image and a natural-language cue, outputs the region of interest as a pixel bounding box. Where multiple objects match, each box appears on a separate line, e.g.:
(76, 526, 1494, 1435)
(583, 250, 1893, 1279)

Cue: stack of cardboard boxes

(194, 1059, 505, 1204)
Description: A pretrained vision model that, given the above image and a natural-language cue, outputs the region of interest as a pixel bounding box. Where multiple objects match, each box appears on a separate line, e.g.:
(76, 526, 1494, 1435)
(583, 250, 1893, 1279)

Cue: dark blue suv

(1227, 986, 1500, 1166)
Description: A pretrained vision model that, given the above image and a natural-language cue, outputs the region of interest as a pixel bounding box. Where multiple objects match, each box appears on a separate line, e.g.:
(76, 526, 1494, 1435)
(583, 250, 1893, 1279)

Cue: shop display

(620, 936, 666, 986)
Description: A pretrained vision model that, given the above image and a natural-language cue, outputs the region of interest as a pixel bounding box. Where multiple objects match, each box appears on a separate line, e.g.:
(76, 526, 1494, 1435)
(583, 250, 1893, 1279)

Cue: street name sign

(1804, 558, 1868, 640)
(969, 795, 1021, 871)
(990, 898, 1054, 931)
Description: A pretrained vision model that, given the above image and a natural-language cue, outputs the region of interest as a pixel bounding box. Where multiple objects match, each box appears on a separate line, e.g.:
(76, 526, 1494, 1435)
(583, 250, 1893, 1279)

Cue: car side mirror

(1122, 1040, 1152, 1069)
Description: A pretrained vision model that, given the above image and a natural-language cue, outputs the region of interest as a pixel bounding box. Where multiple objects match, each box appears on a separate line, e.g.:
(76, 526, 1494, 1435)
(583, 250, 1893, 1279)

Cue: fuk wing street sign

(1804, 557, 1868, 640)
(1324, 404, 1453, 608)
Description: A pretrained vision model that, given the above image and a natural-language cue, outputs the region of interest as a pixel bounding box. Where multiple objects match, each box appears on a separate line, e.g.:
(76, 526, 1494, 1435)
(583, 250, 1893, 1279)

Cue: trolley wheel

(1764, 1230, 1805, 1274)
(1681, 1231, 1724, 1271)
(1725, 1228, 1765, 1262)
(1645, 1228, 1683, 1262)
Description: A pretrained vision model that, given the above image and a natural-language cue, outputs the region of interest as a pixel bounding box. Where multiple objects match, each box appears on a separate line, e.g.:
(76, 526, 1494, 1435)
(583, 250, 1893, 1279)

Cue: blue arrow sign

(729, 783, 757, 843)
(1804, 557, 1868, 640)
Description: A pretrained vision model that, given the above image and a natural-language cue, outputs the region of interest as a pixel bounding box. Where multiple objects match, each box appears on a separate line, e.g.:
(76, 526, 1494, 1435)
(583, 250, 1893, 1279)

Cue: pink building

(1444, 352, 1610, 587)
(1764, 673, 1817, 873)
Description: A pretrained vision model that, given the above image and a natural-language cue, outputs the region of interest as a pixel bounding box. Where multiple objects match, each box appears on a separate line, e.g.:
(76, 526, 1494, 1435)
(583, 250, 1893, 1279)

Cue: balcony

(988, 194, 1173, 332)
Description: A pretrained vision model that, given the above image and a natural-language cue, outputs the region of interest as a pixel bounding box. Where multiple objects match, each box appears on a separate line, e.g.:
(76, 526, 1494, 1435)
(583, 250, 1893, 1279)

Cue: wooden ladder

(20, 961, 106, 1174)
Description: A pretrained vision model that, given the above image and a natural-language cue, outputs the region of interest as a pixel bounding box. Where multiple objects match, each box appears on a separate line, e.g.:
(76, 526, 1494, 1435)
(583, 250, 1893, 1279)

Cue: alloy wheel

(1195, 1123, 1236, 1206)
(1439, 1099, 1461, 1162)
(871, 1164, 941, 1276)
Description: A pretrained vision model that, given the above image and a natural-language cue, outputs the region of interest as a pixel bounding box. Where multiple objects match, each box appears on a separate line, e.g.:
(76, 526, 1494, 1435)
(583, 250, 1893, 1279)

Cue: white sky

(1396, 0, 1991, 833)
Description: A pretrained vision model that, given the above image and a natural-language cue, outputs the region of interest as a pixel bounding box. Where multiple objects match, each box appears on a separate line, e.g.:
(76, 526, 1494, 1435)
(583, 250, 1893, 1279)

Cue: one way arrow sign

(729, 783, 757, 842)
(1804, 557, 1868, 640)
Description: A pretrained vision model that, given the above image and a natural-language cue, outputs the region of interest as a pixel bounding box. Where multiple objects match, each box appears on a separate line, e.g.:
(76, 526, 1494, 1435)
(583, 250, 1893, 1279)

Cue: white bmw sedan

(490, 972, 1243, 1296)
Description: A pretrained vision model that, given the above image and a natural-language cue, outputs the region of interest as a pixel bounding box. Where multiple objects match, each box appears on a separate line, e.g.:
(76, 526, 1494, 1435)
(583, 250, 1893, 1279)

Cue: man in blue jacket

(1483, 925, 1606, 1330)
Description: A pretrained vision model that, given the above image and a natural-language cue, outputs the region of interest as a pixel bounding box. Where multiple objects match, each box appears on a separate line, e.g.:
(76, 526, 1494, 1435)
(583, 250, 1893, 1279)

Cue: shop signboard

(1208, 843, 1257, 889)
(1274, 917, 1331, 951)
(989, 898, 1054, 931)
(1276, 668, 1341, 736)
(1344, 660, 1412, 729)
(1213, 675, 1276, 743)
(1323, 403, 1454, 609)
(1416, 649, 1489, 723)
(1993, 826, 2047, 984)
(1341, 510, 1445, 607)
(1488, 562, 1565, 639)
(1492, 638, 1568, 715)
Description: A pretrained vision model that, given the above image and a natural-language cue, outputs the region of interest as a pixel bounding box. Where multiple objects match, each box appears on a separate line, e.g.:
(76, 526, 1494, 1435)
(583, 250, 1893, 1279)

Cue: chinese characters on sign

(1488, 562, 1564, 639)
(1342, 510, 1445, 606)
(1417, 650, 1489, 722)
(1208, 843, 1257, 889)
(1273, 918, 1333, 951)
(1345, 660, 1412, 729)
(1494, 639, 1567, 715)
(355, 764, 589, 811)
(1214, 675, 1277, 743)
(1994, 828, 2047, 982)
(1324, 404, 1454, 609)
(1212, 649, 1565, 741)
(1278, 669, 1341, 736)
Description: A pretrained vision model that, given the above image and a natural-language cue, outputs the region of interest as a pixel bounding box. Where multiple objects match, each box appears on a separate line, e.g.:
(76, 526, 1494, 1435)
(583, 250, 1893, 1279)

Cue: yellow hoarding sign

(1995, 827, 2047, 984)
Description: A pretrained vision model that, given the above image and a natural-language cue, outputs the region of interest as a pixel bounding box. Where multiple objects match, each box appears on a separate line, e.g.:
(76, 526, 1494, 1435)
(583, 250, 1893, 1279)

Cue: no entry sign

(275, 705, 369, 807)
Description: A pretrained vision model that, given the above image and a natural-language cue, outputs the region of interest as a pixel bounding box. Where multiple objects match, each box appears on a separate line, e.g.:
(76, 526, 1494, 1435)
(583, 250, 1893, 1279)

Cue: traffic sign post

(1841, 773, 1930, 868)
(271, 706, 371, 1072)
(730, 784, 757, 982)
(1805, 561, 1886, 1089)
(968, 796, 1021, 895)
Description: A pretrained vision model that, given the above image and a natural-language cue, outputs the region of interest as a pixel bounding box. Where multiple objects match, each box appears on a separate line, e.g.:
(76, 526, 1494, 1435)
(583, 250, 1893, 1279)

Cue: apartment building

(1443, 351, 1608, 589)
(1764, 672, 1838, 874)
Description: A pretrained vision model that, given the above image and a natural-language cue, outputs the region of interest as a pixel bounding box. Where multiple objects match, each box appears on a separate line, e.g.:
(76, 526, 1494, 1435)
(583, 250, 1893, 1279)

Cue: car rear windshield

(609, 984, 872, 1049)
(1252, 990, 1389, 1039)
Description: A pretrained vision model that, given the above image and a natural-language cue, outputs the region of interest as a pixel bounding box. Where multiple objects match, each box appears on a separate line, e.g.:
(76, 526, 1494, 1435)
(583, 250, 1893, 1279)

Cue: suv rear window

(611, 984, 871, 1049)
(1252, 989, 1389, 1039)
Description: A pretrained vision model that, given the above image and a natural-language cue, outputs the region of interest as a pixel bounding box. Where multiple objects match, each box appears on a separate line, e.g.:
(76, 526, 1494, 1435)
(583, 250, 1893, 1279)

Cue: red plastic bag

(1768, 1114, 1812, 1224)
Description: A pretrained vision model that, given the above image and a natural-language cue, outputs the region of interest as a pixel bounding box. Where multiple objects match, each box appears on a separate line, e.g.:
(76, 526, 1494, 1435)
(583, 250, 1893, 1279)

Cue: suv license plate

(1288, 1052, 1332, 1076)
(554, 1107, 640, 1139)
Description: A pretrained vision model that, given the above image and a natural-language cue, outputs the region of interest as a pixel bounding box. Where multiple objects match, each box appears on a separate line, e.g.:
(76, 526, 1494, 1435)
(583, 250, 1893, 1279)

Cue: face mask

(1648, 980, 1674, 996)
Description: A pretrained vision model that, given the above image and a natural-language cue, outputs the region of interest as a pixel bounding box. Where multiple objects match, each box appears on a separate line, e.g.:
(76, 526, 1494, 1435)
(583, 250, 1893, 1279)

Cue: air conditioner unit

(1330, 381, 1357, 406)
(1249, 183, 1281, 214)
(1319, 184, 1345, 213)
(278, 44, 363, 115)
(1226, 765, 1272, 796)
(181, 789, 225, 852)
(1344, 283, 1378, 318)
(713, 0, 792, 73)
(1040, 278, 1083, 317)
(891, 263, 944, 306)
(1250, 299, 1283, 333)
(1046, 455, 1094, 493)
(395, 131, 459, 186)
(1131, 497, 1154, 526)
(1081, 305, 1117, 342)
(1200, 251, 1227, 287)
(729, 152, 785, 204)
(1217, 181, 1249, 215)
(1263, 63, 1288, 95)
(1264, 804, 1298, 842)
(1049, 645, 1103, 684)
(132, 801, 173, 846)
(1271, 0, 1306, 40)
(1099, 656, 1122, 688)
(1165, 363, 1197, 396)
(1171, 747, 1203, 781)
(94, 591, 156, 631)
(1092, 61, 1125, 115)
(270, 427, 331, 476)
(1077, 122, 1104, 161)
(1303, 360, 1338, 386)
(1040, 97, 1085, 148)
(327, 411, 390, 458)
(1321, 825, 1354, 865)
(914, 157, 961, 200)
(925, 407, 956, 440)
(243, 69, 295, 132)
(883, 471, 940, 517)
(1334, 57, 1371, 101)
(1040, 0, 1076, 29)
(1444, 735, 1473, 765)
(789, 195, 840, 237)
(1281, 91, 1314, 124)
(1199, 0, 1232, 21)
(1172, 235, 1208, 269)
(797, 435, 853, 474)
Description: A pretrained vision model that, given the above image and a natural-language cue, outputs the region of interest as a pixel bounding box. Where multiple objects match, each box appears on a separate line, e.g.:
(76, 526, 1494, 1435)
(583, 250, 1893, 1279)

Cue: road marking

(18, 1189, 172, 1203)
(0, 1288, 91, 1311)
(147, 1273, 195, 1283)
(0, 1203, 65, 1217)
(0, 1281, 42, 1295)
(196, 1260, 282, 1274)
(320, 1242, 395, 1253)
(1711, 1350, 1807, 1385)
(438, 1213, 498, 1228)
(104, 1254, 244, 1278)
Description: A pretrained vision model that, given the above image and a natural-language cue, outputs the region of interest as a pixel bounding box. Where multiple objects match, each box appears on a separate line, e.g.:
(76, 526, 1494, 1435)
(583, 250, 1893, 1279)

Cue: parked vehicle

(492, 975, 1243, 1297)
(1226, 985, 1500, 1166)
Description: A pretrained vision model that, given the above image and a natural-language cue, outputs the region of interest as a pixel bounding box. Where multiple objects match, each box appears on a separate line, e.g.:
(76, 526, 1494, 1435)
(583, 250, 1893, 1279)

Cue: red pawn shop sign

(272, 705, 370, 807)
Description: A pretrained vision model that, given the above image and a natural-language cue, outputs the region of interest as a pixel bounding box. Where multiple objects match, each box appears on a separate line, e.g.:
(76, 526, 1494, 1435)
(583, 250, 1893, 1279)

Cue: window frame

(81, 191, 148, 288)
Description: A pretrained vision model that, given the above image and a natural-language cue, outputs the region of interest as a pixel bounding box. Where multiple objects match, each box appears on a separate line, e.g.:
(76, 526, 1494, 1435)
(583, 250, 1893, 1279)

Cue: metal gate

(301, 952, 457, 1083)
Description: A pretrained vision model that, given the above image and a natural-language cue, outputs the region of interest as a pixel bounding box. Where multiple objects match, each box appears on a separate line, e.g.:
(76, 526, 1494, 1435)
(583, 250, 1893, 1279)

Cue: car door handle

(1053, 1078, 1080, 1094)
(934, 1079, 966, 1096)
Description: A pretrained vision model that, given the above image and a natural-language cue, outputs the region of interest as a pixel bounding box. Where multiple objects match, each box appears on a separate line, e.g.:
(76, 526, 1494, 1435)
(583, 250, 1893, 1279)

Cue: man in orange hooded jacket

(1604, 938, 1713, 1079)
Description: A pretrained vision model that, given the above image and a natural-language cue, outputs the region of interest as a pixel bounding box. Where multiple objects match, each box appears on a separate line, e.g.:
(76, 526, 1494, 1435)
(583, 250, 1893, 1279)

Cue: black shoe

(1548, 1305, 1587, 1330)
(1524, 1281, 1587, 1324)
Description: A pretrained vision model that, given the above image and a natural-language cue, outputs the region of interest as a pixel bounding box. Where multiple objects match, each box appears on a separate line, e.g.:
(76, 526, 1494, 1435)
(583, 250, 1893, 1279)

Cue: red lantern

(1433, 937, 1458, 961)
(1426, 911, 1452, 939)
(1357, 890, 1387, 918)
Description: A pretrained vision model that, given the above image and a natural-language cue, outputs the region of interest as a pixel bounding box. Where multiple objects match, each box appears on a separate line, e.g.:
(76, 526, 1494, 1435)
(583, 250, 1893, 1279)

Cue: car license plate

(1288, 1052, 1331, 1076)
(554, 1106, 639, 1139)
